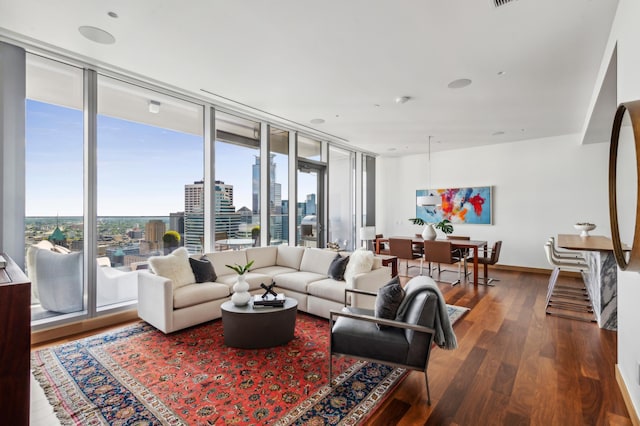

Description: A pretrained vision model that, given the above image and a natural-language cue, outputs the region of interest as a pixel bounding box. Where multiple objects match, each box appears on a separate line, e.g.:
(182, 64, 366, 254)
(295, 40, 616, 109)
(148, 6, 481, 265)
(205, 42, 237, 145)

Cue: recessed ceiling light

(492, 131, 505, 136)
(447, 78, 472, 89)
(78, 26, 115, 44)
(395, 96, 410, 104)
(497, 71, 506, 76)
(107, 11, 119, 18)
(310, 118, 325, 125)
(388, 147, 397, 151)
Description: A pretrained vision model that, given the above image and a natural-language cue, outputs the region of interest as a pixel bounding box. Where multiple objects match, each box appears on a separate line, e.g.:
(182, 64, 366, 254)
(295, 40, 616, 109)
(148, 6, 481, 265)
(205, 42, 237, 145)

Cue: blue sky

(26, 100, 302, 217)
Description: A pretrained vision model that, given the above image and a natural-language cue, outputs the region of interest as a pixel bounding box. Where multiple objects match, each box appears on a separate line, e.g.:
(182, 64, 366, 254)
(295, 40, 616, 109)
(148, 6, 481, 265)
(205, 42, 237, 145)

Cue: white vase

(422, 224, 437, 240)
(231, 273, 251, 306)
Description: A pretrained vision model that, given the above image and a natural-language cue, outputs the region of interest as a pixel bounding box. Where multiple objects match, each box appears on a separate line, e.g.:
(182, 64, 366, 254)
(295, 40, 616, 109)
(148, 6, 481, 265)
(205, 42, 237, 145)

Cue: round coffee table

(220, 297, 298, 349)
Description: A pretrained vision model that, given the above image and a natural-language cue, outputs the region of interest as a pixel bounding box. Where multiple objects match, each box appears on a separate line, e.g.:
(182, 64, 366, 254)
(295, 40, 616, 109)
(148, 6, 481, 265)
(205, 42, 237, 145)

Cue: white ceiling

(0, 0, 619, 155)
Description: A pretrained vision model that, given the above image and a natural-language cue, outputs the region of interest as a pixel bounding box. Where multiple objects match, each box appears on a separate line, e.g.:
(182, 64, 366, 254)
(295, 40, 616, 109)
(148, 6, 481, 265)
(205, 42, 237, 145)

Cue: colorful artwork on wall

(416, 186, 492, 224)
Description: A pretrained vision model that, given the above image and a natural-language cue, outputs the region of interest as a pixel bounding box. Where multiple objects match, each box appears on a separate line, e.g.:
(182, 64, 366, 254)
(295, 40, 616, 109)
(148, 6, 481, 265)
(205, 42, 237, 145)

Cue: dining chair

(446, 235, 471, 277)
(543, 243, 594, 322)
(389, 237, 423, 276)
(467, 240, 502, 285)
(423, 240, 464, 285)
(376, 234, 390, 255)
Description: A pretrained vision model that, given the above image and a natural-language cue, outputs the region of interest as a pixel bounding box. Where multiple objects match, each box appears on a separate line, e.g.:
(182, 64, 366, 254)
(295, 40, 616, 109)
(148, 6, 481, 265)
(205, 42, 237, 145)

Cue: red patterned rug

(32, 307, 468, 425)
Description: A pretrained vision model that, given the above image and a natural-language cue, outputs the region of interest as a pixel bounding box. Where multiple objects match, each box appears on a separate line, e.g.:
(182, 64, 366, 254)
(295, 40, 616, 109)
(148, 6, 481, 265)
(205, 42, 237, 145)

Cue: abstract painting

(416, 186, 492, 224)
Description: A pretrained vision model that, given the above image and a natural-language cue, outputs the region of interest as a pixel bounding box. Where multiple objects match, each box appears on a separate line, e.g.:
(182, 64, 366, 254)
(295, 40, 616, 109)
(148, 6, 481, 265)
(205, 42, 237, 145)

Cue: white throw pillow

(344, 248, 374, 287)
(149, 247, 196, 289)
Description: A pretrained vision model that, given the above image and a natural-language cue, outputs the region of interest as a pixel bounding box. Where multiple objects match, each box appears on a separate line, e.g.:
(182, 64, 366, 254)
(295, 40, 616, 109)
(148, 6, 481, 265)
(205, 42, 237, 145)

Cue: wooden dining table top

(557, 234, 630, 251)
(380, 236, 488, 249)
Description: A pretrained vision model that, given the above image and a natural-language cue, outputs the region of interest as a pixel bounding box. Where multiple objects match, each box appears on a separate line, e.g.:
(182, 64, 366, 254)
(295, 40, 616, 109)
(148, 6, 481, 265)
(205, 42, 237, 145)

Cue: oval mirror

(609, 101, 640, 270)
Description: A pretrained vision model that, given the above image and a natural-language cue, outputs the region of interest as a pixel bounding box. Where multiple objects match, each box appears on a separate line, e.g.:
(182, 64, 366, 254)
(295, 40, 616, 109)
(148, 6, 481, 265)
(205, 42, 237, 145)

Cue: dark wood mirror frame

(609, 100, 640, 271)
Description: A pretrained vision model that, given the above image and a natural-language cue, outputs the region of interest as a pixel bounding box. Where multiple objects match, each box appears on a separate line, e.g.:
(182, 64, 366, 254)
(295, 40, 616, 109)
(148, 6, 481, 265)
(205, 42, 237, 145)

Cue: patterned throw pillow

(374, 276, 405, 330)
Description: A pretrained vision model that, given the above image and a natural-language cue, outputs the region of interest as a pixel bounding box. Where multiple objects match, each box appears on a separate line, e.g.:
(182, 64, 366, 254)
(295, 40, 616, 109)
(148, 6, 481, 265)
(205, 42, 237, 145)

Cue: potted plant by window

(408, 218, 437, 240)
(226, 260, 255, 306)
(162, 230, 181, 254)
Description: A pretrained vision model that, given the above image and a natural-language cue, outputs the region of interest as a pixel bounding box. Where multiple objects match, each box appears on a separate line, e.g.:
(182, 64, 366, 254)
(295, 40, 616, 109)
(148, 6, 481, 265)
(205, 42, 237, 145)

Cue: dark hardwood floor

(366, 265, 633, 426)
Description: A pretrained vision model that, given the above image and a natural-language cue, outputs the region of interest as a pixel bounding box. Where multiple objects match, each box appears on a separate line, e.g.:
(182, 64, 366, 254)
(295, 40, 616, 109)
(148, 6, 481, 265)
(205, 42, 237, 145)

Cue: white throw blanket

(394, 276, 458, 350)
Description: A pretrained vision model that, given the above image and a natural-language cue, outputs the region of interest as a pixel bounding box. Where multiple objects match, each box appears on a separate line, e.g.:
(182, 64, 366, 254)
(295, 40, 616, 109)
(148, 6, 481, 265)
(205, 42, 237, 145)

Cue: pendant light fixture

(417, 135, 441, 206)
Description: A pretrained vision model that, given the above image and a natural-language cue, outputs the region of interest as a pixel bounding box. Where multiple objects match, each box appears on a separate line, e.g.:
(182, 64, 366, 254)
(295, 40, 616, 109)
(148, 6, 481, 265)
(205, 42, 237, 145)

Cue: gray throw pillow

(327, 254, 350, 281)
(189, 256, 217, 283)
(375, 276, 405, 329)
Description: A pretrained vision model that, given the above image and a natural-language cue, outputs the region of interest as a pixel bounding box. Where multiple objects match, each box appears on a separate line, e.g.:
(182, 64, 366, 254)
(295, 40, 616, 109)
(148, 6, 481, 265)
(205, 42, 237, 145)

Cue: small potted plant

(226, 260, 254, 306)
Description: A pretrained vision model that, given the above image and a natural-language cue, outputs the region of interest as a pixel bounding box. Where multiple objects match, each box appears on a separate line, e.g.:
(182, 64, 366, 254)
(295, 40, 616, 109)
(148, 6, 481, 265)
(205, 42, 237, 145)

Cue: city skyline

(26, 99, 313, 217)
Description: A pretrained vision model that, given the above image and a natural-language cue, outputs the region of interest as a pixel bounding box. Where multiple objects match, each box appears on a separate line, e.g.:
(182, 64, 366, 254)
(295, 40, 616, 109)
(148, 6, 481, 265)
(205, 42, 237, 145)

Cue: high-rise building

(184, 180, 243, 252)
(215, 180, 241, 239)
(184, 180, 205, 252)
(169, 211, 185, 246)
(253, 155, 283, 243)
(145, 219, 166, 252)
(306, 193, 316, 215)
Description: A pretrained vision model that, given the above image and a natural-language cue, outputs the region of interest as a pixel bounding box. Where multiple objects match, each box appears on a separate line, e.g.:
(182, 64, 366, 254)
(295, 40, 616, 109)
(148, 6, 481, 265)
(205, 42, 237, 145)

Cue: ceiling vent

(494, 0, 516, 7)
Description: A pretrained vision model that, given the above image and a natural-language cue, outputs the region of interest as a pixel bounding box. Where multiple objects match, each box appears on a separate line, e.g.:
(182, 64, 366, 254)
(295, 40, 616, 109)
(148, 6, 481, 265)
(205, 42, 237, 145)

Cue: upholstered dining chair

(423, 240, 464, 285)
(468, 240, 503, 285)
(375, 234, 390, 255)
(389, 237, 423, 275)
(445, 235, 471, 277)
(329, 278, 440, 404)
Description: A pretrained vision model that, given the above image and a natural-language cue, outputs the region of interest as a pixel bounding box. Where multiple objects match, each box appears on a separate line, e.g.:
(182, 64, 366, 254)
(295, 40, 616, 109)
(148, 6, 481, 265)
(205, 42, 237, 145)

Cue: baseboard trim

(31, 309, 139, 347)
(616, 364, 640, 426)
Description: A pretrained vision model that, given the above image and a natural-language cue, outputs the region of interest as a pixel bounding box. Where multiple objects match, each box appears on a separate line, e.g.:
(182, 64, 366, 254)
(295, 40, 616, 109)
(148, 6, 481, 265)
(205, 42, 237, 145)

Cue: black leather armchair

(329, 280, 439, 404)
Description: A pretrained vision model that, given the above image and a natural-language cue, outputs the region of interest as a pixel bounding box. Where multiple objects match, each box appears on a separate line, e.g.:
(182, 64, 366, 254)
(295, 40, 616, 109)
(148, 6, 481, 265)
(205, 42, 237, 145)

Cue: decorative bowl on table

(574, 222, 596, 237)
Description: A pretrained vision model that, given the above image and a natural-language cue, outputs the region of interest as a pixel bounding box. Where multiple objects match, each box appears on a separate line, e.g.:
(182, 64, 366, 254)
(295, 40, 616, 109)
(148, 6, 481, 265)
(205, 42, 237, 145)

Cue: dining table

(375, 236, 488, 286)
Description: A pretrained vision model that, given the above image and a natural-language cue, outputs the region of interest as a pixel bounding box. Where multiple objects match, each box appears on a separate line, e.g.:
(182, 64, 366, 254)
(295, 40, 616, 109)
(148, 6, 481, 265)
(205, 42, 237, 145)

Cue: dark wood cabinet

(0, 253, 31, 425)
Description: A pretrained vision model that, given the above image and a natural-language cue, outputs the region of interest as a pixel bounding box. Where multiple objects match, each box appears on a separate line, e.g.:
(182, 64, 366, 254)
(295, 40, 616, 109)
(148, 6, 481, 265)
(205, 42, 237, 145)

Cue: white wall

(377, 133, 610, 269)
(609, 0, 640, 416)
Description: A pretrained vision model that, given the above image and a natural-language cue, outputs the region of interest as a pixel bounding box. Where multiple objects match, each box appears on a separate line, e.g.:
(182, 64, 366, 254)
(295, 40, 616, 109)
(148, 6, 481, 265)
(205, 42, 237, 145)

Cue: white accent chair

(96, 257, 139, 306)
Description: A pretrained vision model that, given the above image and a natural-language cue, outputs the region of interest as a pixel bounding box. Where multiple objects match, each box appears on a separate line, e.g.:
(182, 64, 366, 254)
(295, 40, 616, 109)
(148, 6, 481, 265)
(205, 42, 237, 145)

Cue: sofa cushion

(327, 253, 350, 280)
(273, 271, 326, 293)
(252, 265, 298, 278)
(246, 246, 278, 270)
(307, 278, 348, 303)
(276, 246, 305, 269)
(204, 250, 248, 278)
(300, 248, 338, 275)
(173, 282, 230, 309)
(189, 257, 217, 283)
(149, 247, 196, 289)
(215, 272, 273, 291)
(344, 248, 374, 286)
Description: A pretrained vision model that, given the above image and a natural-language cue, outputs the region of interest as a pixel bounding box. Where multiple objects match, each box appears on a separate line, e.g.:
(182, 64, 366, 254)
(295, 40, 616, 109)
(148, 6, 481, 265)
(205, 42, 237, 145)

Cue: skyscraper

(184, 179, 244, 252)
(184, 180, 205, 252)
(145, 219, 166, 253)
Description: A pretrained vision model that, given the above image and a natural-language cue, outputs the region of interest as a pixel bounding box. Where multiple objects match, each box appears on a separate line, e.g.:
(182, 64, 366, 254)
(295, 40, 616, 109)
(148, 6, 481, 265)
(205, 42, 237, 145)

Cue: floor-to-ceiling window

(328, 146, 355, 250)
(269, 127, 289, 246)
(25, 54, 85, 323)
(96, 76, 204, 307)
(214, 111, 261, 250)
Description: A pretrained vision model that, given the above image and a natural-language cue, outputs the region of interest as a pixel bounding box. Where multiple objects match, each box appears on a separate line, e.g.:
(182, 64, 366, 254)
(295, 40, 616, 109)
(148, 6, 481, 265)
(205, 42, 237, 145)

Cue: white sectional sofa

(137, 245, 391, 333)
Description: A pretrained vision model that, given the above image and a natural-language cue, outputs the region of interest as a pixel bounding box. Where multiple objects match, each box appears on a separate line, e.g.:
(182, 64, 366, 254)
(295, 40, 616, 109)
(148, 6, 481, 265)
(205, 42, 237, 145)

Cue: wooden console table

(0, 253, 31, 424)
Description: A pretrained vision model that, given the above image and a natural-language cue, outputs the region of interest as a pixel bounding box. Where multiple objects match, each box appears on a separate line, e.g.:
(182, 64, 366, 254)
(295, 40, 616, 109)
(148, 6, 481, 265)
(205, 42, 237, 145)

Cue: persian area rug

(32, 306, 469, 425)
